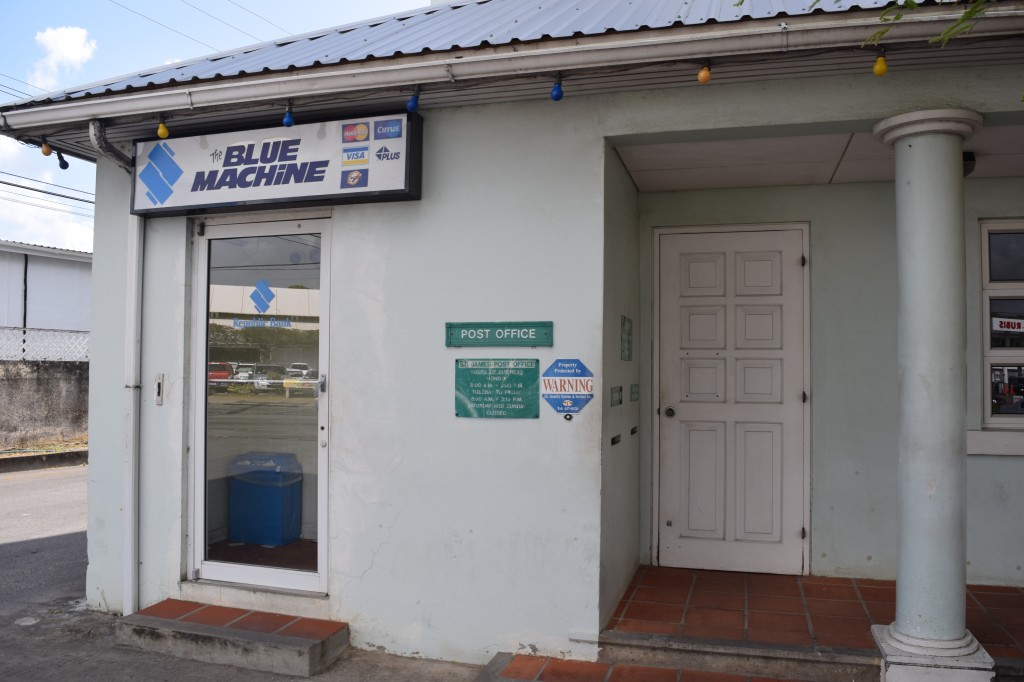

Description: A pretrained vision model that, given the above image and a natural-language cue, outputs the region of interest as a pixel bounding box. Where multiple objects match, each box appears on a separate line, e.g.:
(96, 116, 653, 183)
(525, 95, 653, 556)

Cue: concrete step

(115, 599, 349, 677)
(597, 629, 881, 681)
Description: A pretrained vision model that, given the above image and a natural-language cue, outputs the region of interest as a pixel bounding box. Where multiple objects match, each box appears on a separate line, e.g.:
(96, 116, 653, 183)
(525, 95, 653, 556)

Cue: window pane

(989, 232, 1024, 281)
(205, 234, 320, 571)
(991, 365, 1024, 416)
(991, 299, 1024, 348)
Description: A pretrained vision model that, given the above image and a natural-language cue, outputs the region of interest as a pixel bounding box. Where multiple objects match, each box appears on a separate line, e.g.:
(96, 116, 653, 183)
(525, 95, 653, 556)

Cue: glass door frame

(189, 213, 331, 593)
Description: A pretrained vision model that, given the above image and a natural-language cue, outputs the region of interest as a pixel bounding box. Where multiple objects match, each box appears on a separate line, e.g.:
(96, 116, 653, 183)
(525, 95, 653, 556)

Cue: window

(982, 220, 1024, 426)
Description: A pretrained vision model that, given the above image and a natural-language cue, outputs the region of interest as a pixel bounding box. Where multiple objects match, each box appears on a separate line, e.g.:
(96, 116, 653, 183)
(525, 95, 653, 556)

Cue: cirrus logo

(374, 119, 403, 140)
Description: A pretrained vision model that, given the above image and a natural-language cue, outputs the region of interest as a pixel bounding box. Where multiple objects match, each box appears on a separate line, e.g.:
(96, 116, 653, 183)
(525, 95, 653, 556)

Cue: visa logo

(375, 146, 401, 161)
(374, 119, 403, 139)
(343, 147, 369, 166)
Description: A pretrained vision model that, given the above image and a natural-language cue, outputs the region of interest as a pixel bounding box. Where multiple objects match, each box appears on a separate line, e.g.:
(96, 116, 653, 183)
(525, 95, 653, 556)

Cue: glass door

(192, 217, 329, 592)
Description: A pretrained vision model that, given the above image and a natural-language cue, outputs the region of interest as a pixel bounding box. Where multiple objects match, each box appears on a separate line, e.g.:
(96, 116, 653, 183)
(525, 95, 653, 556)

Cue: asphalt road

(0, 463, 480, 681)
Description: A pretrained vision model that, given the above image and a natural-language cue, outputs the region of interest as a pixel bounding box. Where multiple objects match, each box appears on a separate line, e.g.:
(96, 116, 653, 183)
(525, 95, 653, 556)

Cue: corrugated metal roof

(8, 0, 938, 107)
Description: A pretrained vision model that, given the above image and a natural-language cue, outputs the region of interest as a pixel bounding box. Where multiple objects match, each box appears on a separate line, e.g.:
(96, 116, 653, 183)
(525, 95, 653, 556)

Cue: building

(2, 1, 1023, 678)
(0, 240, 90, 448)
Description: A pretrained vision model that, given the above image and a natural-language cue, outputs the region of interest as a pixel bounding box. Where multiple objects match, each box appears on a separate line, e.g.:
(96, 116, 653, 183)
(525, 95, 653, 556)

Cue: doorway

(191, 216, 330, 592)
(656, 225, 808, 574)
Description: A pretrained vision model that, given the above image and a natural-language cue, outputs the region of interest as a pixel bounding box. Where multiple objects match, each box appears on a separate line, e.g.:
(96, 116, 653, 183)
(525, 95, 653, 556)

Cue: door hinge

(801, 527, 807, 540)
(801, 255, 807, 266)
(802, 391, 808, 403)
(196, 221, 206, 237)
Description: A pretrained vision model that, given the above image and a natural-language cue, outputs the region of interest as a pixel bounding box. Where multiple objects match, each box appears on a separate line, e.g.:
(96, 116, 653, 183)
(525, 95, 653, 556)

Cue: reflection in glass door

(195, 221, 327, 590)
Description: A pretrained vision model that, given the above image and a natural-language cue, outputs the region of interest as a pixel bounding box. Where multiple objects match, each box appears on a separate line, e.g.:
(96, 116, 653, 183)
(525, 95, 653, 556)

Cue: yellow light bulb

(157, 121, 170, 139)
(41, 142, 52, 156)
(697, 66, 712, 85)
(873, 55, 888, 77)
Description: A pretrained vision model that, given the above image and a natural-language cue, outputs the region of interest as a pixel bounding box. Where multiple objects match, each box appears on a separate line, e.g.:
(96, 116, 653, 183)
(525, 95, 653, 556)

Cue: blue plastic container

(228, 452, 302, 547)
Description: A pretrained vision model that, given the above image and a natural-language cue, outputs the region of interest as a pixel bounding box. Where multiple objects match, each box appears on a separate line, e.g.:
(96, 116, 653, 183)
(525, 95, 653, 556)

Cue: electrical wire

(0, 188, 95, 215)
(0, 179, 95, 204)
(226, 0, 291, 35)
(0, 195, 94, 219)
(0, 172, 94, 197)
(0, 72, 47, 94)
(107, 0, 221, 52)
(178, 0, 264, 42)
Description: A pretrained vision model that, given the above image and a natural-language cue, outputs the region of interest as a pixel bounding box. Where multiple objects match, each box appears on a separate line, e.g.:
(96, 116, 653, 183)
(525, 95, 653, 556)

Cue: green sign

(455, 359, 540, 419)
(446, 322, 553, 347)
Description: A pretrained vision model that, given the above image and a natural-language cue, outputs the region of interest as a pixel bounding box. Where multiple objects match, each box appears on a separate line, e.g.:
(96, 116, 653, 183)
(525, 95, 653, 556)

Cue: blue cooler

(228, 452, 302, 546)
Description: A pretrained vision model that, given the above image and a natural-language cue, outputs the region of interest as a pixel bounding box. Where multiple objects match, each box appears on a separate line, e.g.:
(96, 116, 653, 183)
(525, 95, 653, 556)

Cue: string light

(873, 50, 888, 77)
(550, 79, 564, 102)
(40, 139, 52, 156)
(55, 150, 69, 170)
(406, 89, 420, 113)
(156, 118, 170, 139)
(698, 65, 712, 84)
(282, 101, 295, 127)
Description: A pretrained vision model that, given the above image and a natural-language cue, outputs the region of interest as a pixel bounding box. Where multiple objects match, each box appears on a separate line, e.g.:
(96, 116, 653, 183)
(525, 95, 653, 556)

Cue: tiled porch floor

(604, 566, 1024, 660)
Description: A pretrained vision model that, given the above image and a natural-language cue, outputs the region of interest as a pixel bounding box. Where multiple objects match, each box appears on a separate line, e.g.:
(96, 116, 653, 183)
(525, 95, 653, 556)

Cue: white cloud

(30, 27, 97, 91)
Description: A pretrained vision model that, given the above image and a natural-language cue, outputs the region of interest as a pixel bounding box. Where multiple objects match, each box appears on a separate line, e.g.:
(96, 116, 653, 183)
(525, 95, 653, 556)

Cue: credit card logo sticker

(343, 147, 370, 165)
(343, 122, 370, 142)
(375, 146, 401, 161)
(374, 119, 403, 139)
(342, 169, 368, 188)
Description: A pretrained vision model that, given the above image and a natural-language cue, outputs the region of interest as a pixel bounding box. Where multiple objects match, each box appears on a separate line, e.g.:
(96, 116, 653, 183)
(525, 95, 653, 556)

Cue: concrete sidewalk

(0, 449, 87, 473)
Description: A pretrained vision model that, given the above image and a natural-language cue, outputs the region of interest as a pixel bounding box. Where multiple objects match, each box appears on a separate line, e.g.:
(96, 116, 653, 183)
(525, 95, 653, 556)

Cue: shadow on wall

(0, 361, 88, 450)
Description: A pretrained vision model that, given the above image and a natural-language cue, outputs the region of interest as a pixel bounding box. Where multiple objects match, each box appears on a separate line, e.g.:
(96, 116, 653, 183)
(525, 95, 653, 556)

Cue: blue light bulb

(282, 109, 295, 127)
(550, 82, 564, 101)
(406, 94, 419, 113)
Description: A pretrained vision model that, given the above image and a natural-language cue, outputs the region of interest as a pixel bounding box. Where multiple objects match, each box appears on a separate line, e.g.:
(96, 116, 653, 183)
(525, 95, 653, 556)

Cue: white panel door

(658, 228, 806, 574)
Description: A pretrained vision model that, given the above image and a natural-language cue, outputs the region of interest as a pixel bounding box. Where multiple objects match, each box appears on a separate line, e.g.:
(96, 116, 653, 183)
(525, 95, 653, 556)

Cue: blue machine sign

(542, 359, 594, 414)
(132, 113, 421, 215)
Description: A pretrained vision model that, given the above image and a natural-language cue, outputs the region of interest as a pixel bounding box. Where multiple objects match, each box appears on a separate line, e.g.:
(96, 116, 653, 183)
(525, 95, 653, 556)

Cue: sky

(0, 0, 431, 252)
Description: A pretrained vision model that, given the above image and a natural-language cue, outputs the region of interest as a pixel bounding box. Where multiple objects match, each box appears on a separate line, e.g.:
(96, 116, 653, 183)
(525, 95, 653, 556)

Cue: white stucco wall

(599, 146, 642, 626)
(87, 156, 134, 613)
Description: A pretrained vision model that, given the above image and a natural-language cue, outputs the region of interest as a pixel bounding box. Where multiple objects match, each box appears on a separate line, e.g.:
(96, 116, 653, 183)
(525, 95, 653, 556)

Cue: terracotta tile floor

(136, 599, 346, 640)
(496, 654, 799, 681)
(602, 566, 1024, 660)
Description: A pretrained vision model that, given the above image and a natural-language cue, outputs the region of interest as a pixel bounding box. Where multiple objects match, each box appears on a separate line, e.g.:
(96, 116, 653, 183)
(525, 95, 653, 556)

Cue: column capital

(873, 109, 982, 147)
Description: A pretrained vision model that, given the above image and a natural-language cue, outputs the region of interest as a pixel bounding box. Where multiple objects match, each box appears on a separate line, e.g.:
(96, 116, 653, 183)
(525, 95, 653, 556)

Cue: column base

(872, 625, 995, 682)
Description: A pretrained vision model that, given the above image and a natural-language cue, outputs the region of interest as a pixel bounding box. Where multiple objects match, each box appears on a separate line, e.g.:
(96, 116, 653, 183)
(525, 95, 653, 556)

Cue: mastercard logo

(343, 123, 370, 143)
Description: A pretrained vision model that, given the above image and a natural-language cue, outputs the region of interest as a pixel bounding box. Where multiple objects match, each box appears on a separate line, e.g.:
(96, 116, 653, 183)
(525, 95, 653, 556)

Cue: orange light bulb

(873, 55, 888, 77)
(697, 66, 712, 85)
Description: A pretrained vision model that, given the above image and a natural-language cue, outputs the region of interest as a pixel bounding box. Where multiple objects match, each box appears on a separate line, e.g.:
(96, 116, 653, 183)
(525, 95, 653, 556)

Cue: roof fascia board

(4, 6, 1022, 132)
(0, 241, 92, 261)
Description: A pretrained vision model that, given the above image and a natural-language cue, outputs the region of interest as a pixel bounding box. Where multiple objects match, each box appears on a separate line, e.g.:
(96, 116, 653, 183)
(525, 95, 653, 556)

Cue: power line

(0, 180, 95, 204)
(0, 79, 32, 98)
(0, 84, 26, 100)
(0, 172, 94, 197)
(178, 0, 264, 42)
(107, 0, 221, 52)
(0, 188, 95, 214)
(0, 195, 94, 219)
(0, 72, 47, 93)
(226, 0, 291, 35)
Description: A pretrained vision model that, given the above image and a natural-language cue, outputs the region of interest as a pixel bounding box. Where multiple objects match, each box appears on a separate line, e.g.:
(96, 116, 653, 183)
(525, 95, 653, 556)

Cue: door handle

(319, 374, 327, 394)
(664, 406, 676, 417)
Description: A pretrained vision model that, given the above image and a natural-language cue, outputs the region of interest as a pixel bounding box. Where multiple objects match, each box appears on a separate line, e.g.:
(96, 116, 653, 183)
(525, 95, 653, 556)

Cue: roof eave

(3, 6, 1022, 135)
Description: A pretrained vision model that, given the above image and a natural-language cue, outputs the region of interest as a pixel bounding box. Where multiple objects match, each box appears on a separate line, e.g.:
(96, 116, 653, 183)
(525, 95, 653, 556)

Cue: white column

(871, 110, 993, 681)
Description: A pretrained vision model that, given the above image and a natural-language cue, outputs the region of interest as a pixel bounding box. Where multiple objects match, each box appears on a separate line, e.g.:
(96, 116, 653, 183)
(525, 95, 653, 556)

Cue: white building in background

(0, 240, 91, 361)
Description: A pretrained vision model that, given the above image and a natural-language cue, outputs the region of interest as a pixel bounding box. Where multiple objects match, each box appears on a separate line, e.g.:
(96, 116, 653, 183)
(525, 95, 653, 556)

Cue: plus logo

(249, 279, 275, 313)
(138, 142, 183, 205)
(375, 146, 401, 161)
